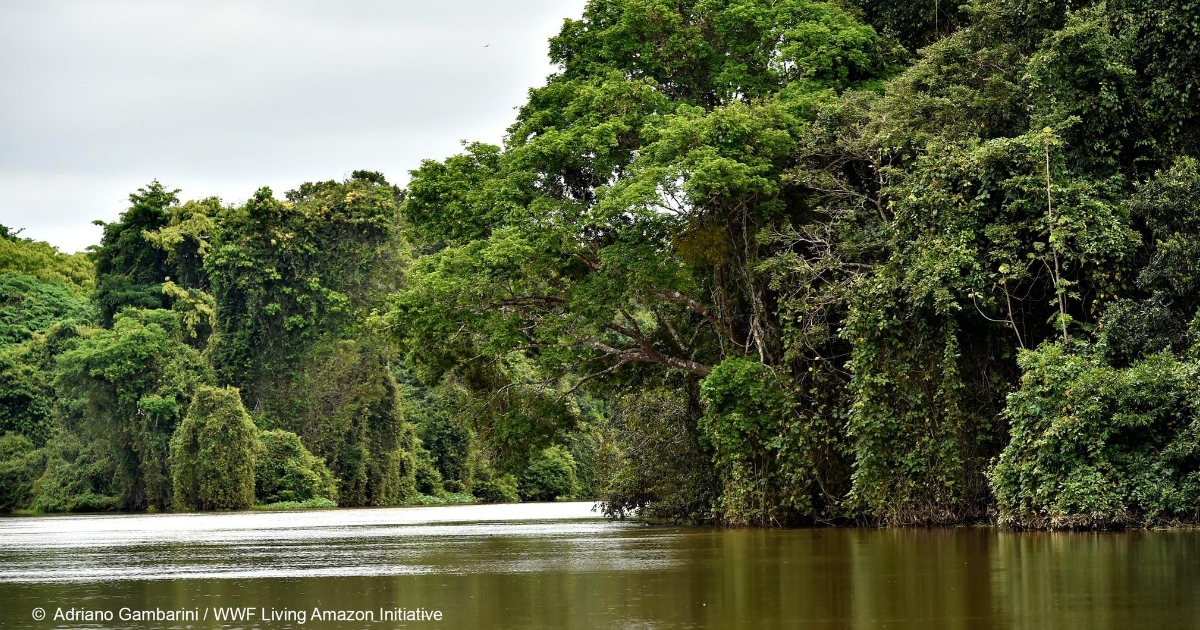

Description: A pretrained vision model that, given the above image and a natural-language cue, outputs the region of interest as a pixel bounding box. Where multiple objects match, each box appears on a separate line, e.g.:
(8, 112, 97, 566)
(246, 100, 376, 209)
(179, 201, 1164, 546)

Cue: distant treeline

(0, 177, 583, 513)
(4, 0, 1200, 528)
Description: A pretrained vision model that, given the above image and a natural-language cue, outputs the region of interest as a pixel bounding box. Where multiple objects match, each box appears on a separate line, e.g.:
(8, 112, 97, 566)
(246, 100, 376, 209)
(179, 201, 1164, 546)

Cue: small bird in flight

(484, 44, 490, 47)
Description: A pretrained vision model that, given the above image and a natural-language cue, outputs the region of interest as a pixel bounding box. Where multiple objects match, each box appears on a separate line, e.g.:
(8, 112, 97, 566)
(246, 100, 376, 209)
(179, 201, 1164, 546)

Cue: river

(0, 502, 1197, 629)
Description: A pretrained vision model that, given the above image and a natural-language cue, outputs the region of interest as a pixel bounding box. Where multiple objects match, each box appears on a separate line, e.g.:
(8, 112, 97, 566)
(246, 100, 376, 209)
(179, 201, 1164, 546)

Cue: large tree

(385, 0, 892, 524)
(389, 0, 1200, 527)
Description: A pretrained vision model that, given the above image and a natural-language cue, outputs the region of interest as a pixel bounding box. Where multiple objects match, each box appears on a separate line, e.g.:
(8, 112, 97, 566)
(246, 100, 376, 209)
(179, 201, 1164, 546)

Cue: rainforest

(2, 0, 1199, 530)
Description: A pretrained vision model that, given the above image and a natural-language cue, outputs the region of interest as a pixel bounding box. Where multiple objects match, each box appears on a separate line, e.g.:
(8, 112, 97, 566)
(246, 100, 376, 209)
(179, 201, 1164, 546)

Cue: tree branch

(648, 286, 714, 320)
(602, 323, 712, 376)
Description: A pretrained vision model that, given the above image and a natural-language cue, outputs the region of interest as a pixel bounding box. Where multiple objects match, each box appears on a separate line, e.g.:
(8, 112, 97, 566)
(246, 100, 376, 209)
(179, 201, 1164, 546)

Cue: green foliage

(93, 182, 180, 325)
(819, 0, 1175, 524)
(0, 225, 94, 353)
(700, 357, 811, 525)
(405, 143, 505, 244)
(170, 387, 258, 511)
(519, 445, 579, 501)
(1097, 298, 1182, 365)
(993, 345, 1200, 528)
(200, 172, 419, 508)
(565, 420, 602, 498)
(471, 470, 520, 503)
(259, 341, 418, 506)
(414, 454, 444, 496)
(0, 322, 83, 446)
(386, 0, 893, 526)
(1129, 158, 1200, 314)
(1107, 0, 1200, 159)
(846, 312, 993, 523)
(206, 174, 402, 404)
(550, 0, 887, 105)
(0, 273, 94, 348)
(595, 387, 718, 522)
(455, 438, 521, 503)
(55, 309, 213, 510)
(433, 363, 581, 475)
(8, 0, 1200, 528)
(0, 226, 93, 293)
(29, 432, 121, 513)
(847, 0, 965, 51)
(255, 429, 338, 505)
(0, 432, 41, 512)
(412, 407, 469, 485)
(142, 197, 220, 291)
(160, 280, 216, 348)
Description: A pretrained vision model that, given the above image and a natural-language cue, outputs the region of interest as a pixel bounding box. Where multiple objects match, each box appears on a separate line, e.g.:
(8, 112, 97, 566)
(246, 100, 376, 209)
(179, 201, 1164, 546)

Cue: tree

(93, 182, 180, 325)
(385, 0, 891, 523)
(206, 174, 402, 406)
(0, 432, 40, 512)
(55, 309, 212, 510)
(0, 224, 93, 292)
(171, 387, 258, 511)
(0, 273, 94, 348)
(255, 429, 337, 505)
(205, 174, 419, 506)
(520, 445, 579, 501)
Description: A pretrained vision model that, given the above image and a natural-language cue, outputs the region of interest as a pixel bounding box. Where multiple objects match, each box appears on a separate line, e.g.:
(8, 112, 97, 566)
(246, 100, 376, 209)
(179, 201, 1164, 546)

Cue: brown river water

(1, 501, 1197, 629)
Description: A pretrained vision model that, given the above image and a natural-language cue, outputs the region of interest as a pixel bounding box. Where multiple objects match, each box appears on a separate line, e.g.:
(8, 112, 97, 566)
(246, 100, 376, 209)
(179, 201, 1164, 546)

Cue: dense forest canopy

(2, 0, 1199, 528)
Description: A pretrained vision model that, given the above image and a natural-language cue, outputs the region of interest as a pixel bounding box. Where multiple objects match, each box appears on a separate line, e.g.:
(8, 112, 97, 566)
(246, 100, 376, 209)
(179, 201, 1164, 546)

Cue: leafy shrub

(596, 387, 718, 522)
(29, 432, 121, 512)
(255, 429, 337, 505)
(414, 452, 444, 496)
(471, 471, 519, 503)
(260, 342, 419, 507)
(0, 273, 93, 348)
(413, 409, 470, 486)
(0, 432, 40, 511)
(992, 344, 1200, 528)
(170, 387, 257, 511)
(519, 445, 579, 501)
(700, 357, 815, 525)
(56, 309, 213, 510)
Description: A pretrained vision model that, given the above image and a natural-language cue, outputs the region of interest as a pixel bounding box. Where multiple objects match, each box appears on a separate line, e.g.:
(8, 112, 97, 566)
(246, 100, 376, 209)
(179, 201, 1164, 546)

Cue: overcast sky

(0, 0, 588, 252)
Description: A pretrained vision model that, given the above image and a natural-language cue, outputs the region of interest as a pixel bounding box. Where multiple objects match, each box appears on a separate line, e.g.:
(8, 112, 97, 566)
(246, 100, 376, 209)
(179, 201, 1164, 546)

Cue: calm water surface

(0, 502, 1197, 629)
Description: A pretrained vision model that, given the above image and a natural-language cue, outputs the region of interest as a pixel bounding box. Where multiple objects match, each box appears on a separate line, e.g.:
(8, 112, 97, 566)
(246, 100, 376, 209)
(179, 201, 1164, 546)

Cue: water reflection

(0, 503, 1197, 629)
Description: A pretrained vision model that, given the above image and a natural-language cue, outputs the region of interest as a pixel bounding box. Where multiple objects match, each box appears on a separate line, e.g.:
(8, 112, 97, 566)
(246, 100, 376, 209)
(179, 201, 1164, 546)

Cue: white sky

(0, 0, 588, 252)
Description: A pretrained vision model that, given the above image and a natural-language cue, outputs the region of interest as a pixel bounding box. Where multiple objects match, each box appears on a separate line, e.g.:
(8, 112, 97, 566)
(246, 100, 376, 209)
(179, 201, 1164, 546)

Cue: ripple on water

(0, 502, 682, 583)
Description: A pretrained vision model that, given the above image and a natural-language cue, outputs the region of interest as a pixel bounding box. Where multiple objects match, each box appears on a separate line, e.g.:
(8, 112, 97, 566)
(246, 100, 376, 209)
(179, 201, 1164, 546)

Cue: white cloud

(0, 0, 588, 252)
